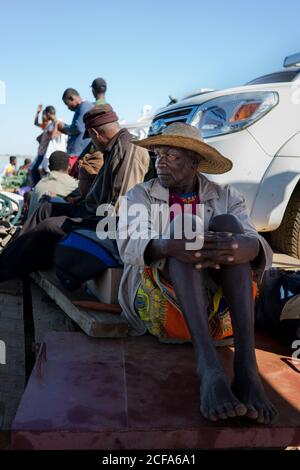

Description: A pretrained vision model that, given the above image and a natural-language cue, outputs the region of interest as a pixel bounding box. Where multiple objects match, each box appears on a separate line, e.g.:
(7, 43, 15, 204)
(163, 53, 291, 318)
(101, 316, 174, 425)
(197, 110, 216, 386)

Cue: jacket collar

(104, 128, 131, 153)
(149, 173, 220, 203)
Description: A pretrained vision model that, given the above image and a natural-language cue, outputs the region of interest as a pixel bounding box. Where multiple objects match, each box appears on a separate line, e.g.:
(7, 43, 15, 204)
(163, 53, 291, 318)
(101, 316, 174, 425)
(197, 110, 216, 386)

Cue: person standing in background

(18, 157, 32, 187)
(57, 88, 92, 175)
(0, 156, 17, 178)
(19, 158, 32, 172)
(91, 77, 107, 105)
(73, 78, 108, 179)
(31, 106, 57, 186)
(38, 117, 67, 176)
(34, 104, 50, 129)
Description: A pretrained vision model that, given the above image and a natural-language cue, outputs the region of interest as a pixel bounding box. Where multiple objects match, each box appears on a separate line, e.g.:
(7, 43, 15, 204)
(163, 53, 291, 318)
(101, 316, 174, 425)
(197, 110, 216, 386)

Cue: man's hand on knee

(193, 233, 260, 270)
(164, 238, 206, 265)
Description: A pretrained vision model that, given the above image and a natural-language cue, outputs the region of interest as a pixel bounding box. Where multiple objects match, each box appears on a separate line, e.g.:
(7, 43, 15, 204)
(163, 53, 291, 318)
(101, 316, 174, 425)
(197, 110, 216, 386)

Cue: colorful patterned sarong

(135, 267, 257, 343)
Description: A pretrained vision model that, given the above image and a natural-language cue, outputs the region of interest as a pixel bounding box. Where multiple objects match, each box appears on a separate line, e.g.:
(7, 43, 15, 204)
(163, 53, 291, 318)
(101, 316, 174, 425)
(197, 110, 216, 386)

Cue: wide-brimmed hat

(132, 122, 233, 174)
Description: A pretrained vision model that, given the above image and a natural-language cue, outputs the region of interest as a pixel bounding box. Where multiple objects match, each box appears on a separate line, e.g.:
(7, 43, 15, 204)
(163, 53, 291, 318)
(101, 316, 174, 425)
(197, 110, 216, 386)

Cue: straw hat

(132, 122, 233, 174)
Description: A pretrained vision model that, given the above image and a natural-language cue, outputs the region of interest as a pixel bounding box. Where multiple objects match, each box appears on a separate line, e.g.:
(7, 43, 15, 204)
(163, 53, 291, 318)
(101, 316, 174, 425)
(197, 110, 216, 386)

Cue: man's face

(47, 112, 56, 121)
(88, 128, 107, 152)
(63, 94, 80, 111)
(11, 158, 17, 166)
(154, 146, 198, 188)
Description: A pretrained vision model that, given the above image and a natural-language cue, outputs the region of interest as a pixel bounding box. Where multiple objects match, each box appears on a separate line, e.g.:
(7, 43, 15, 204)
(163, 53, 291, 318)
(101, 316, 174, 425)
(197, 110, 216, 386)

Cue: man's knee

(35, 216, 67, 236)
(209, 214, 244, 234)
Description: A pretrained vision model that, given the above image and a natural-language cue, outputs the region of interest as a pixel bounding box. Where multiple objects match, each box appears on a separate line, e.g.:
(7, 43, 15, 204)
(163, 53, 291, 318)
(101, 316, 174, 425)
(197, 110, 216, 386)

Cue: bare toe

(200, 405, 218, 422)
(234, 403, 247, 417)
(232, 371, 278, 424)
(215, 406, 229, 420)
(256, 409, 265, 424)
(245, 404, 259, 420)
(224, 402, 237, 418)
(207, 409, 218, 422)
(200, 371, 245, 422)
(200, 405, 209, 420)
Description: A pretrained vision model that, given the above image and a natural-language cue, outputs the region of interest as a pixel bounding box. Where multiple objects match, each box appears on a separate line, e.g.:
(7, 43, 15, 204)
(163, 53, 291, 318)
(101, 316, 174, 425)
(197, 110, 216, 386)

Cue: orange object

(230, 102, 261, 122)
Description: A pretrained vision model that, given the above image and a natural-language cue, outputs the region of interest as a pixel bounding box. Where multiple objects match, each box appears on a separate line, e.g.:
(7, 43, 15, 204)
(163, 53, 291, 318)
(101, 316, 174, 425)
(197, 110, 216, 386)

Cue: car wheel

(271, 189, 300, 259)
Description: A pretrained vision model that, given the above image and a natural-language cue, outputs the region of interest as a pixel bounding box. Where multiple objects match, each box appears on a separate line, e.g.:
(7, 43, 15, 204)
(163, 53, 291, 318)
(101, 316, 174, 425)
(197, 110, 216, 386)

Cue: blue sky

(0, 0, 300, 155)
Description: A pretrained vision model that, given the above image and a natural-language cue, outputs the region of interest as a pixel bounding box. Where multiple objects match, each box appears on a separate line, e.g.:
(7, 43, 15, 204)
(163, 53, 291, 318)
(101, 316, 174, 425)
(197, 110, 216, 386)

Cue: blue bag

(256, 269, 300, 343)
(54, 229, 122, 291)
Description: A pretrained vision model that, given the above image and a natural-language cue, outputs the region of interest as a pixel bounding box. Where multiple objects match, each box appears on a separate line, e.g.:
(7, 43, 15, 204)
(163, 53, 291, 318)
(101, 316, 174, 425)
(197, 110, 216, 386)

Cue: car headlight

(190, 91, 278, 138)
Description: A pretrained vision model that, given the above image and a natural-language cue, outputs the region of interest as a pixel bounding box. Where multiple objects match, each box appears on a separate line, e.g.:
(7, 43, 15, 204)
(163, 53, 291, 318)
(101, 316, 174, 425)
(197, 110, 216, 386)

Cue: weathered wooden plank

(30, 283, 76, 344)
(31, 271, 129, 338)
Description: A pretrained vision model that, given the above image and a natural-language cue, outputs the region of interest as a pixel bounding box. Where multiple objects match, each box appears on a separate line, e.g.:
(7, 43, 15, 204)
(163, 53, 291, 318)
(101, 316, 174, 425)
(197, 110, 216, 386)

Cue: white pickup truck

(148, 53, 300, 259)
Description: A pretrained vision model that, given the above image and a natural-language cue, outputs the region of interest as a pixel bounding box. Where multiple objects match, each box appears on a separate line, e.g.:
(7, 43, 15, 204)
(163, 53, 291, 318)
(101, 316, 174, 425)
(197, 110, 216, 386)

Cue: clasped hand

(165, 231, 259, 269)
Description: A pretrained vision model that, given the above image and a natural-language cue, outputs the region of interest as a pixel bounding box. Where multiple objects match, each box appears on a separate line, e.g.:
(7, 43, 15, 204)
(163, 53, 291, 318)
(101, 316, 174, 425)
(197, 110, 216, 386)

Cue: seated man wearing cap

(117, 122, 278, 424)
(0, 105, 149, 281)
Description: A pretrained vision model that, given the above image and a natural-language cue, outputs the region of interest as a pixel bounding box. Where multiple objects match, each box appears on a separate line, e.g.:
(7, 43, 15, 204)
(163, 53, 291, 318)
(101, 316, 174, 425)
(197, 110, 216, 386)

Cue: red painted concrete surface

(12, 331, 300, 449)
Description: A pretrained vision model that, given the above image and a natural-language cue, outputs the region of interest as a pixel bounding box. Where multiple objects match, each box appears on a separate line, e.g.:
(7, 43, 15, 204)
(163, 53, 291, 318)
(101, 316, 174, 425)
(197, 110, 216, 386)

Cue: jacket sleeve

(124, 147, 150, 195)
(62, 120, 81, 136)
(112, 145, 150, 204)
(117, 184, 158, 267)
(227, 185, 273, 281)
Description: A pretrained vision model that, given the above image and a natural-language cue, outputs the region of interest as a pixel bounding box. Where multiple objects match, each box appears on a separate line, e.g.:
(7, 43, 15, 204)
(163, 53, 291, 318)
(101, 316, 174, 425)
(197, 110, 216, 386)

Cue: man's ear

(90, 128, 99, 139)
(190, 157, 199, 170)
(191, 154, 203, 170)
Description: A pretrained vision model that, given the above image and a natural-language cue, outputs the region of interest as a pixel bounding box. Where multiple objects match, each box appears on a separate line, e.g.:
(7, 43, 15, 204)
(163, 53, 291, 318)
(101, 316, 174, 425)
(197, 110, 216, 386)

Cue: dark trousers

(0, 201, 91, 282)
(31, 155, 44, 186)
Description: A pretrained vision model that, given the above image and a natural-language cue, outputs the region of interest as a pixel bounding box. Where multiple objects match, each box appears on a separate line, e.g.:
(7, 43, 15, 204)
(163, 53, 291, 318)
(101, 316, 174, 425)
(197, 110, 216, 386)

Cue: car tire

(271, 189, 300, 259)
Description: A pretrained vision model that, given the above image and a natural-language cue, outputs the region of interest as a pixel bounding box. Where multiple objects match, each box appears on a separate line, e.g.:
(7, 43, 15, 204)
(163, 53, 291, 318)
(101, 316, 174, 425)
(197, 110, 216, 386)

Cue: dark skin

(145, 146, 278, 424)
(92, 87, 105, 101)
(58, 94, 82, 132)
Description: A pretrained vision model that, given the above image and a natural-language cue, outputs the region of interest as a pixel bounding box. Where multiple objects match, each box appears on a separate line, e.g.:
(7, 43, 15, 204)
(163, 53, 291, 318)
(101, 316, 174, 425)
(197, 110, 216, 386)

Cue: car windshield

(246, 70, 300, 85)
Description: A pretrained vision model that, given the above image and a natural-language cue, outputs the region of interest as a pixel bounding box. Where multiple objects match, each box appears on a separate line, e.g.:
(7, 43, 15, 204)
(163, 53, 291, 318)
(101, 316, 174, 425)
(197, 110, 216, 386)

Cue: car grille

(148, 105, 198, 135)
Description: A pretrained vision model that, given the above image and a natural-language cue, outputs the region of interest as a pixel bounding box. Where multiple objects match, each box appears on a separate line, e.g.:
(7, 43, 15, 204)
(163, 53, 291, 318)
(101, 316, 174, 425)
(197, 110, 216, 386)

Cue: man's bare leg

(209, 214, 278, 424)
(164, 259, 247, 422)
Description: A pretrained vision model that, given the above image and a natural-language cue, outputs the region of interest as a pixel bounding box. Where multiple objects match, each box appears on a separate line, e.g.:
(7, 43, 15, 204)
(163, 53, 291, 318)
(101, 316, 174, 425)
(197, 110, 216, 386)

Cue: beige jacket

(28, 171, 78, 217)
(117, 174, 273, 335)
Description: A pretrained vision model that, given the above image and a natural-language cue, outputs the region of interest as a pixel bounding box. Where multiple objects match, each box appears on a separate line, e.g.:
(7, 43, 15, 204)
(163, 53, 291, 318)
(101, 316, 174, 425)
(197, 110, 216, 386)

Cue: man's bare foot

(232, 370, 279, 424)
(200, 370, 247, 421)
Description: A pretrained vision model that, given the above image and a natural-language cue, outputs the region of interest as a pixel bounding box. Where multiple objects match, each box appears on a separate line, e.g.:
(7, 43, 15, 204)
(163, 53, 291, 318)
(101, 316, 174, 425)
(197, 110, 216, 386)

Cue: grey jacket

(117, 174, 273, 335)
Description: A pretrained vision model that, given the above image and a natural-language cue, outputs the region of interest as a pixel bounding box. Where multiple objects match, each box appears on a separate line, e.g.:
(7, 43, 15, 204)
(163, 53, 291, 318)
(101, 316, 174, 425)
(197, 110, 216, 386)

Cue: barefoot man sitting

(117, 122, 278, 424)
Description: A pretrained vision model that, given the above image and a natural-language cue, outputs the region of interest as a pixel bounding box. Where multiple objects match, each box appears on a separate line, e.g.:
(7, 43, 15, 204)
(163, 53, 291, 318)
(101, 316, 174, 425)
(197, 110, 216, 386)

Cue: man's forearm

(242, 235, 260, 261)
